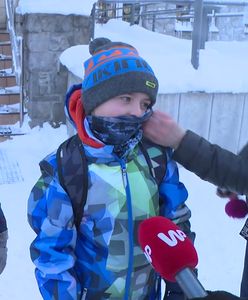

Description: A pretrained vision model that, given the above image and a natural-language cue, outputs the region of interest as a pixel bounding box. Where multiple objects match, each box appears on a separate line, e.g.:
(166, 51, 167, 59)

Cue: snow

(0, 121, 68, 299)
(16, 0, 96, 16)
(0, 86, 20, 94)
(60, 19, 248, 94)
(1, 1, 247, 299)
(16, 0, 248, 14)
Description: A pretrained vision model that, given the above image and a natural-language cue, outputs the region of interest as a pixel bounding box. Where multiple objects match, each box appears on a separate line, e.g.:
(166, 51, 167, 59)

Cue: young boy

(28, 38, 192, 300)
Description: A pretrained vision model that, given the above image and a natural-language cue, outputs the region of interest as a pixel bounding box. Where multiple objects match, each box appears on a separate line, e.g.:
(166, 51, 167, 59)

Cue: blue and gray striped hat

(82, 37, 159, 115)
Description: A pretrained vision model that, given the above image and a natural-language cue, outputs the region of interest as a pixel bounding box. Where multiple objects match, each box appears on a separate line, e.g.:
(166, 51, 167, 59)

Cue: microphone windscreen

(138, 216, 198, 282)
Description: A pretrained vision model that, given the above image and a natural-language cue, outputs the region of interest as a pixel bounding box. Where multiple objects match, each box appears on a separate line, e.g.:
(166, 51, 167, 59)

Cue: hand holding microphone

(138, 216, 207, 299)
(194, 291, 242, 300)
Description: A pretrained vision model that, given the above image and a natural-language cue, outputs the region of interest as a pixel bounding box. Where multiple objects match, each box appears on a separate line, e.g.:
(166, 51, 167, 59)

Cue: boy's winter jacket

(28, 85, 189, 300)
(0, 204, 7, 274)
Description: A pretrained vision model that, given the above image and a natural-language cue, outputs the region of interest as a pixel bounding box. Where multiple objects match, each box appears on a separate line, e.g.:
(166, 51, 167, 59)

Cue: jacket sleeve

(0, 205, 8, 274)
(0, 204, 7, 274)
(0, 230, 7, 274)
(158, 148, 188, 218)
(173, 130, 248, 196)
(239, 143, 248, 160)
(28, 166, 81, 300)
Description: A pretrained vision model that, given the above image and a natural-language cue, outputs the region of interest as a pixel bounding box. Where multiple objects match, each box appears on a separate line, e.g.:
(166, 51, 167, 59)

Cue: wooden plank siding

(155, 93, 248, 154)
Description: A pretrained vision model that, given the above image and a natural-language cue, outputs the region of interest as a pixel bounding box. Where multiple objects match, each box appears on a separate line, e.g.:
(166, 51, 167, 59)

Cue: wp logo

(157, 230, 186, 247)
(144, 229, 186, 263)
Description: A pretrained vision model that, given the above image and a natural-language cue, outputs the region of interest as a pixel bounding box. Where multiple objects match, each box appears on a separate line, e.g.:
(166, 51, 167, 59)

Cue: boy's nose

(131, 103, 143, 117)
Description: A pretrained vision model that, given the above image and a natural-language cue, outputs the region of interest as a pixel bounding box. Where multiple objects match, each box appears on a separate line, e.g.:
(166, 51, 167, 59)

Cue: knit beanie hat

(82, 37, 159, 115)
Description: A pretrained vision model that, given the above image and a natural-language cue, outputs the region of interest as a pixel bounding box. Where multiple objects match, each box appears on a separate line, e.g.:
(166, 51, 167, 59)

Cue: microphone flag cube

(138, 216, 198, 282)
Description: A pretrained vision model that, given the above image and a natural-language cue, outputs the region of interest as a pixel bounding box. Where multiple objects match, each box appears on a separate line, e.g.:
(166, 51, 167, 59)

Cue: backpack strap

(56, 134, 88, 229)
(139, 138, 167, 185)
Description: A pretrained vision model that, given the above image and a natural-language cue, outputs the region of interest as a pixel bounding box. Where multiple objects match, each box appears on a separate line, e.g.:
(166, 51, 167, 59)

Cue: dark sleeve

(172, 130, 248, 196)
(0, 205, 7, 233)
(0, 230, 8, 274)
(193, 291, 246, 300)
(0, 204, 7, 274)
(239, 143, 248, 160)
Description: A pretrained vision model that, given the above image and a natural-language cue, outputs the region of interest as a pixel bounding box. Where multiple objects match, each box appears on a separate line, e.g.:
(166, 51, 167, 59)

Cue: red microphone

(138, 216, 207, 299)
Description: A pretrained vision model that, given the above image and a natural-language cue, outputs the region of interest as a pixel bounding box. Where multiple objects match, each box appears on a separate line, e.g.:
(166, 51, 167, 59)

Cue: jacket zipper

(120, 159, 134, 300)
(81, 288, 87, 300)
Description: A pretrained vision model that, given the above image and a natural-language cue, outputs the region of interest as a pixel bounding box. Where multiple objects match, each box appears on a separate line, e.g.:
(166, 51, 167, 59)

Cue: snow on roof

(16, 0, 96, 16)
(60, 19, 248, 94)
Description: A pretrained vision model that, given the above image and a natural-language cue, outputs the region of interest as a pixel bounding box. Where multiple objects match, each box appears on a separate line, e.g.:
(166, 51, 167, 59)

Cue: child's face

(92, 92, 151, 117)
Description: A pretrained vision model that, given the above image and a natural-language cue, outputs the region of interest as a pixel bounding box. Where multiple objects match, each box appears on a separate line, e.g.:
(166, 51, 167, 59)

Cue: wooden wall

(155, 93, 248, 154)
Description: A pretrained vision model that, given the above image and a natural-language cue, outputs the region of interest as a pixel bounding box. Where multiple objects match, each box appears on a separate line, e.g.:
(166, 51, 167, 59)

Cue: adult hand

(193, 291, 244, 300)
(216, 187, 237, 199)
(143, 110, 186, 149)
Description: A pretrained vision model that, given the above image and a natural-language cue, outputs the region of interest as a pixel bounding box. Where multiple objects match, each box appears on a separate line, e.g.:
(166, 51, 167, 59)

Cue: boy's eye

(120, 96, 131, 103)
(142, 101, 151, 110)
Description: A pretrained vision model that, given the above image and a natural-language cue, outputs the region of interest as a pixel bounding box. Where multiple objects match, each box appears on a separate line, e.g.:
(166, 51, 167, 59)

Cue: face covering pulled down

(86, 109, 152, 147)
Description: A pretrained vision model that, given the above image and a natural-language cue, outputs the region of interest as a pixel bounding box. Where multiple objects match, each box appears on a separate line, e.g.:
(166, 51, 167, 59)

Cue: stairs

(0, 29, 25, 141)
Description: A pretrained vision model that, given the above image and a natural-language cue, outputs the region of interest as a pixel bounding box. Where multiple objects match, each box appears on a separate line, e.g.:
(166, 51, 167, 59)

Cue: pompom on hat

(82, 37, 159, 115)
(225, 195, 248, 219)
(216, 187, 248, 219)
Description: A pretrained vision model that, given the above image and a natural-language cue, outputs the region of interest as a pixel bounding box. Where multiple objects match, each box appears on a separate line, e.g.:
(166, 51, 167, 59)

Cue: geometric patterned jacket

(27, 85, 189, 300)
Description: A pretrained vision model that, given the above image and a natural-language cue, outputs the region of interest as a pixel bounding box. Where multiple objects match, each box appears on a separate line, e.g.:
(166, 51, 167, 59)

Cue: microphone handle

(175, 268, 208, 299)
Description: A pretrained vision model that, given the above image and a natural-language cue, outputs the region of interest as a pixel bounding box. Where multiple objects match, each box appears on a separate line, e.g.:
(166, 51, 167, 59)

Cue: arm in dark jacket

(0, 204, 8, 274)
(194, 291, 247, 300)
(239, 143, 248, 160)
(173, 130, 248, 196)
